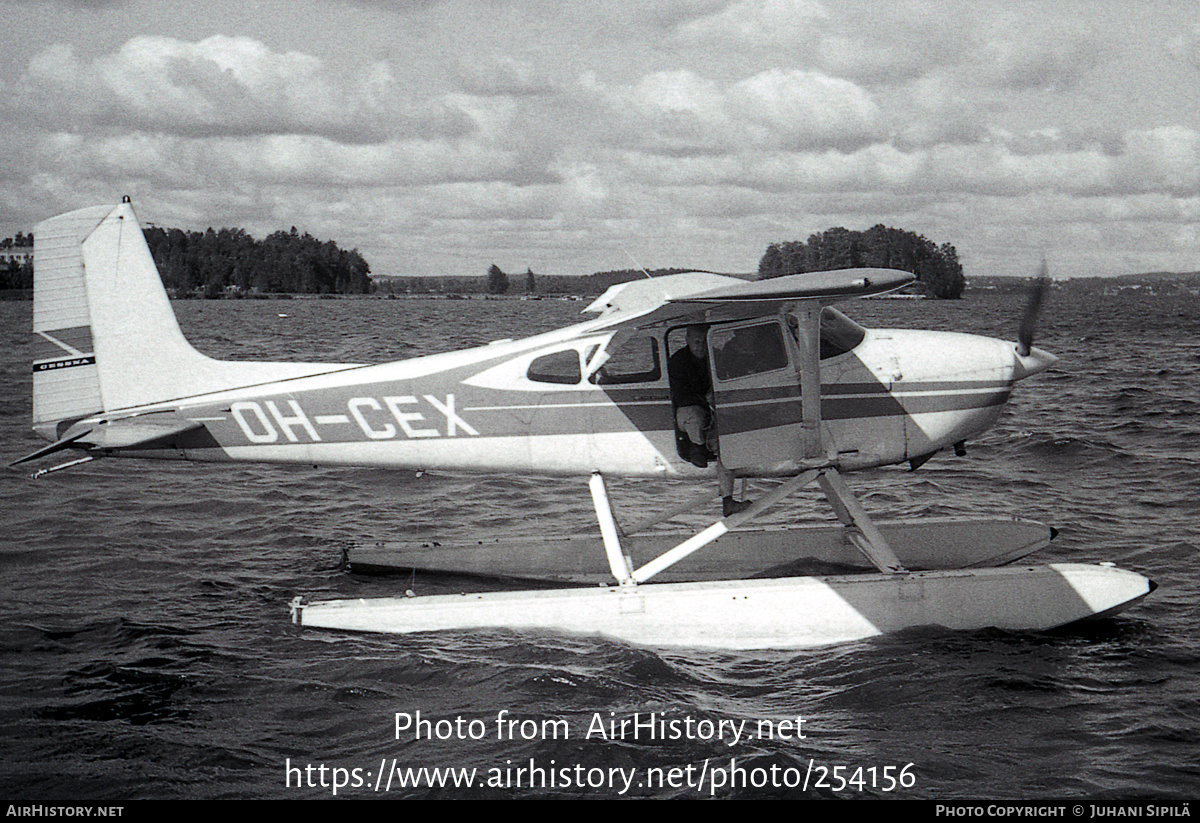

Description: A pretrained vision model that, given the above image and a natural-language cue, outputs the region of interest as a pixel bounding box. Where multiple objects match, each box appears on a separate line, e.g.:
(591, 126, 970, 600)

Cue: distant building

(0, 249, 31, 265)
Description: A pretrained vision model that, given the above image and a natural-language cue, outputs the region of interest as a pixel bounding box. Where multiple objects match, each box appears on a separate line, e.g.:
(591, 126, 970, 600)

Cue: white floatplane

(14, 200, 1154, 649)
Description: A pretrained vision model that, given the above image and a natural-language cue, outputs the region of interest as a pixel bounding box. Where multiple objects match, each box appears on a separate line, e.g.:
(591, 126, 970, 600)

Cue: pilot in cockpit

(668, 324, 751, 518)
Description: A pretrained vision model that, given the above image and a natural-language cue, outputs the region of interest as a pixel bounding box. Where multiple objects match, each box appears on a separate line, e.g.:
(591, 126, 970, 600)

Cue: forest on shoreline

(757, 226, 965, 299)
(0, 225, 372, 297)
(142, 225, 372, 297)
(6, 223, 1195, 301)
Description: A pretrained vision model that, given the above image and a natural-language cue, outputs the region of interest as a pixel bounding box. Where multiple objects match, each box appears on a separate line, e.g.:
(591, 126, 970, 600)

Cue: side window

(527, 349, 582, 384)
(710, 322, 789, 381)
(591, 336, 661, 384)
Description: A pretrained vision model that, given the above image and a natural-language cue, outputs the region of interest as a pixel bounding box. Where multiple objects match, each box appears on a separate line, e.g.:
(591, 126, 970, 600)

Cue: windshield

(819, 307, 867, 358)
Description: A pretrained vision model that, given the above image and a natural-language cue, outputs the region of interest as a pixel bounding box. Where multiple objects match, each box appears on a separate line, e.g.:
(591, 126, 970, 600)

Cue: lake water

(1, 292, 1197, 799)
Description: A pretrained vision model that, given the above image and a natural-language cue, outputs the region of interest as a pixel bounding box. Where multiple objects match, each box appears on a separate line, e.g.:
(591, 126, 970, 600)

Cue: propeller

(1016, 259, 1050, 358)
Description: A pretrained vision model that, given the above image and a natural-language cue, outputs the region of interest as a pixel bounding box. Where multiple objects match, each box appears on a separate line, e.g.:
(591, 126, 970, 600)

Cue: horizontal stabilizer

(9, 429, 94, 466)
(11, 413, 204, 467)
(74, 415, 204, 450)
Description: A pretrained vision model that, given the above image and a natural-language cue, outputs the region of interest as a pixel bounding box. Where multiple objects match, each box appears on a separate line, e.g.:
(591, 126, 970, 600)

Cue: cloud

(980, 33, 1104, 91)
(455, 54, 562, 97)
(676, 0, 830, 47)
(582, 67, 882, 155)
(15, 0, 125, 7)
(606, 122, 1200, 204)
(7, 35, 474, 143)
(3, 2, 1197, 281)
(28, 130, 531, 193)
(728, 68, 882, 150)
(1116, 127, 1200, 195)
(815, 35, 936, 85)
(1167, 24, 1200, 69)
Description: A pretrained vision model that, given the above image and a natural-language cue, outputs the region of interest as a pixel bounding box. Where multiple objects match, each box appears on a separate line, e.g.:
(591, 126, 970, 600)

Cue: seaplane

(13, 198, 1154, 650)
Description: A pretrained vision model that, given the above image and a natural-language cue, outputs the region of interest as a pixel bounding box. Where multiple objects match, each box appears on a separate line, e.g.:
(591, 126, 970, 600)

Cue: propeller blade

(1017, 260, 1050, 358)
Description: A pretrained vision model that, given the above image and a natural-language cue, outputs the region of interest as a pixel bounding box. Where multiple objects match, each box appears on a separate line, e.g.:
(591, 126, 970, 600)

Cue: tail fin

(32, 199, 351, 439)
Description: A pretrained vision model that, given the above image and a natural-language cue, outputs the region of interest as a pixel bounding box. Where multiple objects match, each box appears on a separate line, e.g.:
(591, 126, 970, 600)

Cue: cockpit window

(590, 336, 661, 384)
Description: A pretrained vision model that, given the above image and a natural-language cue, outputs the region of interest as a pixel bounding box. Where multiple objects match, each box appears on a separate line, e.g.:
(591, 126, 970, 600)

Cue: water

(1, 293, 1197, 799)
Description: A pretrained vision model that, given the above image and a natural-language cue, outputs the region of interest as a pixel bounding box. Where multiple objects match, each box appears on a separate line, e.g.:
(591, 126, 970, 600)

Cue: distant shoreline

(4, 270, 1197, 304)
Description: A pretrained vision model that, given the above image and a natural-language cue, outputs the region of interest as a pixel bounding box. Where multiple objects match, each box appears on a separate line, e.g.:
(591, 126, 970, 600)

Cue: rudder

(32, 204, 113, 435)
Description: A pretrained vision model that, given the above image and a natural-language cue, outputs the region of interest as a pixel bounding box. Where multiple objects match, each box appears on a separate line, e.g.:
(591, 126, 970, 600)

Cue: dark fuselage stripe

(177, 377, 1012, 449)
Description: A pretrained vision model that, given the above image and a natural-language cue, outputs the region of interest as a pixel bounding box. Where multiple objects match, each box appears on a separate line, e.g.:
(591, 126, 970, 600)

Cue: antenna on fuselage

(621, 247, 654, 279)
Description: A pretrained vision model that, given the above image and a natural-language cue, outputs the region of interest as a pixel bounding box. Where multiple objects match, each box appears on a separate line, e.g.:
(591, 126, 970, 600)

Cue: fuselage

(71, 306, 1054, 479)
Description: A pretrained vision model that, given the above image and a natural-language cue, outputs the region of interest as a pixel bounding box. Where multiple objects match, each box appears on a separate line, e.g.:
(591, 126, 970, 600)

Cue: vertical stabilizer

(76, 200, 217, 413)
(32, 199, 355, 438)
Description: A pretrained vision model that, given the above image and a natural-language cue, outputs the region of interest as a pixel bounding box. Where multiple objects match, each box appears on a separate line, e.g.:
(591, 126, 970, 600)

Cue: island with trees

(757, 226, 965, 299)
(142, 225, 372, 297)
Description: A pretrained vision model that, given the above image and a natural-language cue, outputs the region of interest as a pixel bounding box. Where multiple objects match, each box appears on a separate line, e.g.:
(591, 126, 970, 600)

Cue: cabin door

(707, 318, 805, 472)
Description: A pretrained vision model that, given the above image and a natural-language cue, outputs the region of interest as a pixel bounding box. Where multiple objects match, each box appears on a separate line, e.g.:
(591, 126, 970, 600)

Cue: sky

(1, 0, 1198, 281)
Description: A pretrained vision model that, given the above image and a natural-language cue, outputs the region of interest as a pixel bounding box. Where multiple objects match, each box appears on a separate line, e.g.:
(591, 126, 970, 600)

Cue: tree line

(1, 231, 33, 250)
(0, 232, 34, 291)
(376, 267, 698, 296)
(758, 226, 965, 299)
(6, 223, 965, 299)
(1, 226, 373, 297)
(143, 225, 372, 297)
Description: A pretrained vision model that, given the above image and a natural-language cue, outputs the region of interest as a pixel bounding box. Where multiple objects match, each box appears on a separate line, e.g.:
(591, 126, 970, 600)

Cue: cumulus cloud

(455, 53, 562, 97)
(676, 0, 830, 46)
(728, 68, 882, 149)
(980, 34, 1104, 91)
(583, 66, 882, 155)
(1116, 127, 1200, 195)
(606, 122, 1200, 204)
(2, 2, 1197, 280)
(7, 35, 474, 143)
(27, 130, 532, 194)
(1166, 24, 1200, 69)
(814, 35, 935, 85)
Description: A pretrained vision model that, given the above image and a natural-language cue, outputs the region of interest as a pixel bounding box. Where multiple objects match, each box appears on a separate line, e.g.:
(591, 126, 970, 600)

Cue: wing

(585, 268, 915, 331)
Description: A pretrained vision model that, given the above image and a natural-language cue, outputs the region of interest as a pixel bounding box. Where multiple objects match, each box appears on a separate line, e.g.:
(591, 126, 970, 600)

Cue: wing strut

(590, 295, 906, 584)
(792, 303, 826, 459)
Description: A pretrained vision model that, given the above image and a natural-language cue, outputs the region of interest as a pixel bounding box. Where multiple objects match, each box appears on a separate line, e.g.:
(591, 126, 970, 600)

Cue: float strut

(817, 468, 907, 574)
(631, 470, 820, 584)
(619, 488, 718, 537)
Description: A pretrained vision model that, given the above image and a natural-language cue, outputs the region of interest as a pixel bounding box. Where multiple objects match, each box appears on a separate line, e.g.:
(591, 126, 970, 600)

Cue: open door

(706, 318, 804, 472)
